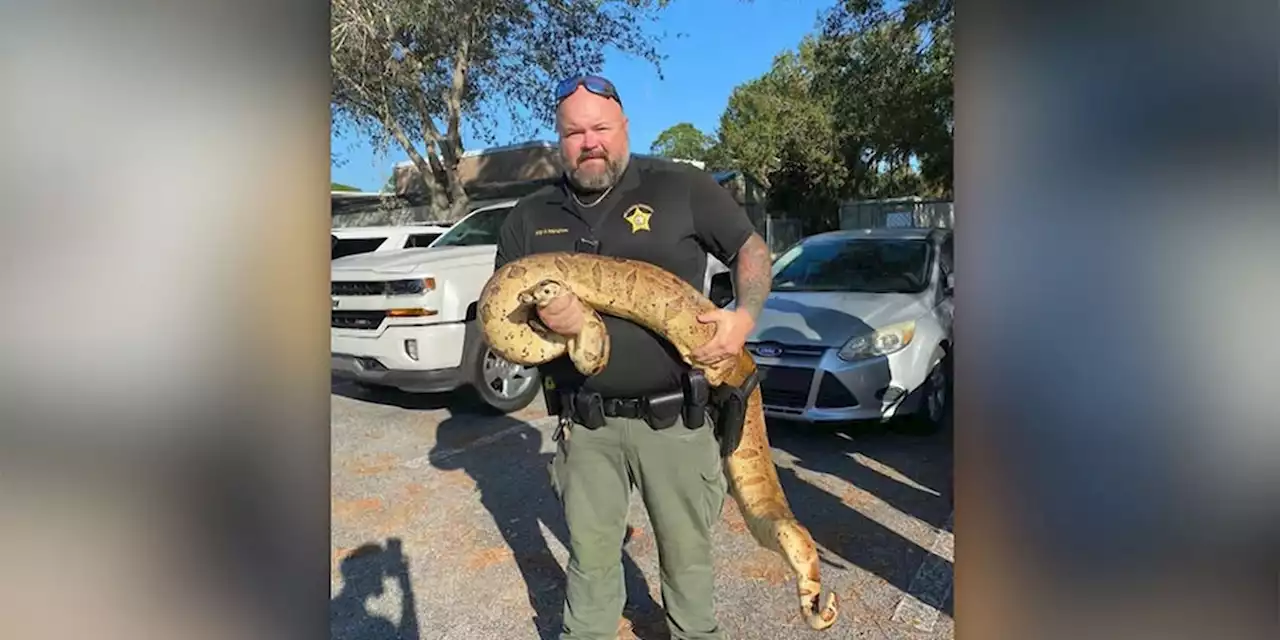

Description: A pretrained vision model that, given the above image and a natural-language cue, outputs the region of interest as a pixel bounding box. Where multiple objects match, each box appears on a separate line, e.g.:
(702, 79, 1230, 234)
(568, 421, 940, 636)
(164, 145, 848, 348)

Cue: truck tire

(463, 320, 541, 414)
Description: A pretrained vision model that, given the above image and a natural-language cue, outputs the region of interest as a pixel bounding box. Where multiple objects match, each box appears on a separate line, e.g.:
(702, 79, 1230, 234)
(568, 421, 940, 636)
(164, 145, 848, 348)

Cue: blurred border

(956, 1, 1278, 639)
(0, 2, 331, 639)
(0, 1, 1276, 640)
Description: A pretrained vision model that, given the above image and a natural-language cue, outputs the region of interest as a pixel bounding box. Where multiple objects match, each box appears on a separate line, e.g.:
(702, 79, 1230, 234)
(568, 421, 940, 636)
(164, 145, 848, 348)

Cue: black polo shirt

(494, 155, 756, 398)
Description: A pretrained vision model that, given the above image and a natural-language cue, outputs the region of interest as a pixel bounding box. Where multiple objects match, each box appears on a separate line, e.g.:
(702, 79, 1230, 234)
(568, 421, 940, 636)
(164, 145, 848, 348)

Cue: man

(494, 74, 773, 640)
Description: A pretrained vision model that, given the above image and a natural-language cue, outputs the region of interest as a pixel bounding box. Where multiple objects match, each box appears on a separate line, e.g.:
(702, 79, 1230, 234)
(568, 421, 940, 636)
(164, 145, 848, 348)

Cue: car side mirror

(943, 272, 955, 294)
(709, 272, 734, 308)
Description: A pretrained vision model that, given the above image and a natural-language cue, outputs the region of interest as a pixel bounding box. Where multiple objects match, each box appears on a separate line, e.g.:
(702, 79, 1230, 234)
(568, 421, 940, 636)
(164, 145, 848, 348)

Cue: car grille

(758, 365, 815, 408)
(815, 372, 858, 408)
(331, 310, 386, 330)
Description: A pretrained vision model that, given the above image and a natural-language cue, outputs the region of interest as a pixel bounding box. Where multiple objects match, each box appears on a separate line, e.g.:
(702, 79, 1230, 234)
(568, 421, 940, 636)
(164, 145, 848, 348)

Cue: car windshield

(771, 237, 932, 293)
(430, 207, 510, 248)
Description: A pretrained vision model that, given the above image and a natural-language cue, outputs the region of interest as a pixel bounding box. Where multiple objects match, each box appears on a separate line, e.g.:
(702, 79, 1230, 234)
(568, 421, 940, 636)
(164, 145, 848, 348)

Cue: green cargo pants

(549, 412, 728, 640)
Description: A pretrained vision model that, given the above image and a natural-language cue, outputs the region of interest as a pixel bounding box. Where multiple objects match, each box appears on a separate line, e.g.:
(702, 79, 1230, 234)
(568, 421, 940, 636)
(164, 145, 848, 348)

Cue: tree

(712, 38, 837, 181)
(707, 0, 953, 230)
(817, 0, 953, 196)
(649, 122, 715, 162)
(709, 37, 846, 229)
(331, 0, 673, 219)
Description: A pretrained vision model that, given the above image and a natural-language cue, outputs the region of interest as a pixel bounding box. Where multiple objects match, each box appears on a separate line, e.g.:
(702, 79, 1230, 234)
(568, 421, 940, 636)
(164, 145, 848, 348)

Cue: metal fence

(762, 216, 804, 258)
(839, 197, 954, 230)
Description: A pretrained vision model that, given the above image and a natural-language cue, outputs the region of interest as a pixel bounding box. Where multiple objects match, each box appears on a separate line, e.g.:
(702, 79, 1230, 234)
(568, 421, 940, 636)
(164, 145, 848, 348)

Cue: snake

(477, 251, 839, 631)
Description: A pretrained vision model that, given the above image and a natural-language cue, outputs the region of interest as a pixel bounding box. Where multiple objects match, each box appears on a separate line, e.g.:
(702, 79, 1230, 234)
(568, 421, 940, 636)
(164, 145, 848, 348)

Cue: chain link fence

(763, 217, 805, 258)
(839, 197, 954, 230)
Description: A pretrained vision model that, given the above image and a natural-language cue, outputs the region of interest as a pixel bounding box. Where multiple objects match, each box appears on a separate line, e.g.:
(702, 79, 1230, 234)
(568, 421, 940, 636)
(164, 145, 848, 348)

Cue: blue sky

(330, 0, 836, 191)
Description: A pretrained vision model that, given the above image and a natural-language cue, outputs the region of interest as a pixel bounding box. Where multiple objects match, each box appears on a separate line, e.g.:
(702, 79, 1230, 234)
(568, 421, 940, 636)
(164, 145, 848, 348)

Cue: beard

(566, 150, 628, 192)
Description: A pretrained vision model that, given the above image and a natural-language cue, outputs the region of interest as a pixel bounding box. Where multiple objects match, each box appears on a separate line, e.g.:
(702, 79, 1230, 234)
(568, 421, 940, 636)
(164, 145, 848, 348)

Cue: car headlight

(838, 320, 916, 361)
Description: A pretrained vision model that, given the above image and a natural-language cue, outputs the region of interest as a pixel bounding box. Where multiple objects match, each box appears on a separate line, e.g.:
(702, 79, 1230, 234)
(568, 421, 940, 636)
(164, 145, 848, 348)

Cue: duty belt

(546, 371, 711, 432)
(543, 368, 759, 459)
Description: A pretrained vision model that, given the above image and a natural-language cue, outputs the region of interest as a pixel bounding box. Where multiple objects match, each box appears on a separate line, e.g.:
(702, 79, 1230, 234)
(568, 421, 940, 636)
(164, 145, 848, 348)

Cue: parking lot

(331, 380, 954, 640)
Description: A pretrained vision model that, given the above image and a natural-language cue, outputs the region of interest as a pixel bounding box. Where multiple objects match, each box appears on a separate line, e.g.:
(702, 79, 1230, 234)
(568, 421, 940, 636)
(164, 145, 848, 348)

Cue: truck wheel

(463, 323, 541, 413)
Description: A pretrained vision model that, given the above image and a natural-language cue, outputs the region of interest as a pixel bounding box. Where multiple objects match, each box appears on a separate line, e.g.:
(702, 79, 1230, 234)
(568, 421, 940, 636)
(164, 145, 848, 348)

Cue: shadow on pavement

(773, 465, 953, 618)
(767, 413, 954, 531)
(765, 409, 954, 619)
(431, 412, 665, 640)
(331, 378, 491, 413)
(331, 538, 421, 640)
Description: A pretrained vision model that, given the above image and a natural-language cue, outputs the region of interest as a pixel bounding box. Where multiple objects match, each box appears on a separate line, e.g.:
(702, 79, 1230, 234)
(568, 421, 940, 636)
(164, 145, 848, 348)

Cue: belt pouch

(681, 370, 710, 429)
(710, 370, 759, 457)
(574, 390, 607, 429)
(642, 391, 683, 430)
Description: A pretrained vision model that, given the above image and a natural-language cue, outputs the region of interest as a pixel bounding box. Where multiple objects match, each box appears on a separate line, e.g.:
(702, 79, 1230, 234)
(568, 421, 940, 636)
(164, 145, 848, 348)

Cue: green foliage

(700, 0, 952, 231)
(817, 0, 952, 198)
(649, 122, 716, 163)
(709, 37, 847, 229)
(331, 0, 673, 218)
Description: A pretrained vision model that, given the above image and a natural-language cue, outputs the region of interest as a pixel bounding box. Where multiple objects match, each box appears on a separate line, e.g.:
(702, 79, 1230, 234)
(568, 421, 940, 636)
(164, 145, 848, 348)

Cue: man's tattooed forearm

(733, 233, 772, 319)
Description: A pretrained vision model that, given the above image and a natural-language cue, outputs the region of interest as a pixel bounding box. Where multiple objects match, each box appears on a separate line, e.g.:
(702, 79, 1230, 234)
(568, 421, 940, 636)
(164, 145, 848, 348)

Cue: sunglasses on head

(555, 75, 622, 107)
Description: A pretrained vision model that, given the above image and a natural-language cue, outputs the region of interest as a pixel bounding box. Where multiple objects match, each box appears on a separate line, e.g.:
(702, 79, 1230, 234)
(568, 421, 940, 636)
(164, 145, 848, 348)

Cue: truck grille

(331, 279, 428, 296)
(331, 310, 386, 330)
(332, 281, 386, 296)
(758, 365, 814, 408)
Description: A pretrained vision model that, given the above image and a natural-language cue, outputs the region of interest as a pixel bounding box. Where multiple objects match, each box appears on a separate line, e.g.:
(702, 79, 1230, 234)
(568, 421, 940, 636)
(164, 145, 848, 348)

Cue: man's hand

(691, 233, 770, 365)
(536, 293, 586, 336)
(691, 307, 755, 365)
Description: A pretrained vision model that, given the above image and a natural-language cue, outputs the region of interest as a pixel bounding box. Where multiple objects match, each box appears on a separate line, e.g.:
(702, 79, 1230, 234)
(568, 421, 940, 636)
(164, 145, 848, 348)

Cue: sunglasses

(554, 75, 623, 107)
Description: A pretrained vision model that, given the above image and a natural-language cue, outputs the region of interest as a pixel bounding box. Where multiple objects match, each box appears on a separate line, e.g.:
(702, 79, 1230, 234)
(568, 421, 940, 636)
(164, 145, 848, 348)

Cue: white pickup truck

(330, 222, 452, 259)
(330, 200, 736, 413)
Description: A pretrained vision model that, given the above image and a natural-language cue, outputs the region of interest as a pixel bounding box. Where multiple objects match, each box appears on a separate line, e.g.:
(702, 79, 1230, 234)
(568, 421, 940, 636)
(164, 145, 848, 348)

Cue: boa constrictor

(477, 251, 839, 631)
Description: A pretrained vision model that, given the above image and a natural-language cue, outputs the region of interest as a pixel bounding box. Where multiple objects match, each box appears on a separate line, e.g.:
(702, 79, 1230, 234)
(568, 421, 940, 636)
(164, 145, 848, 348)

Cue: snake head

(519, 279, 568, 307)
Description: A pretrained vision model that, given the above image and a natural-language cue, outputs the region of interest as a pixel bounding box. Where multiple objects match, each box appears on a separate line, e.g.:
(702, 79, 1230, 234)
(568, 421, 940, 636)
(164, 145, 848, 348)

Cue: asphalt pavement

(331, 379, 954, 640)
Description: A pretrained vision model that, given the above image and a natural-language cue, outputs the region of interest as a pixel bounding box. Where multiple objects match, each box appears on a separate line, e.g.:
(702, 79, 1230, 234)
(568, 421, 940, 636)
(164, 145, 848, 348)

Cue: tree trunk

(440, 24, 473, 221)
(385, 121, 450, 215)
(412, 155, 451, 216)
(437, 137, 469, 221)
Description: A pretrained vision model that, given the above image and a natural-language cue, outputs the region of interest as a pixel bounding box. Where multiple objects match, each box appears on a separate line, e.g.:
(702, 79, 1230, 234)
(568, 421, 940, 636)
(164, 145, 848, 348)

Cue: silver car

(741, 227, 954, 430)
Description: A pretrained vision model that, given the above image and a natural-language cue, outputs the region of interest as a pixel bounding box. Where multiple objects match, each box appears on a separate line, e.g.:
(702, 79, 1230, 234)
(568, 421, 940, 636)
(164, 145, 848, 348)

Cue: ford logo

(754, 344, 783, 358)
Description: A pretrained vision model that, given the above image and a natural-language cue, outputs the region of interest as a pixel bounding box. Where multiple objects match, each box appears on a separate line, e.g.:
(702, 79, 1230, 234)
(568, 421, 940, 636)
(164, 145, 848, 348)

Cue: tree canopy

(330, 0, 953, 230)
(648, 122, 716, 163)
(651, 0, 953, 232)
(331, 0, 673, 219)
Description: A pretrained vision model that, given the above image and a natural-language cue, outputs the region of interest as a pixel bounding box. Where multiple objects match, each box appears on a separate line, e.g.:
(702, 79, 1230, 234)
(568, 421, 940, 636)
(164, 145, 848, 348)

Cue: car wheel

(903, 356, 950, 434)
(467, 336, 541, 414)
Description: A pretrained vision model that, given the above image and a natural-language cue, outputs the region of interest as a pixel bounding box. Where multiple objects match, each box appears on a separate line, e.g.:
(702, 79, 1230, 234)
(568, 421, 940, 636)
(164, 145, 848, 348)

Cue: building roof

(352, 141, 751, 221)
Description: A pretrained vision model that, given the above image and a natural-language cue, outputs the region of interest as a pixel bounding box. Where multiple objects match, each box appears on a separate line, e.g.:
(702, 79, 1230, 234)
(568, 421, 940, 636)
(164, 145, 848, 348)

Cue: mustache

(577, 150, 609, 162)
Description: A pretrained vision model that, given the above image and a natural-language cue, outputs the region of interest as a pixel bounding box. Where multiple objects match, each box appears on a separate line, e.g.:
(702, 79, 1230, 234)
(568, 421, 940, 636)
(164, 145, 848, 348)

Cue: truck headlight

(387, 277, 435, 295)
(838, 320, 916, 361)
